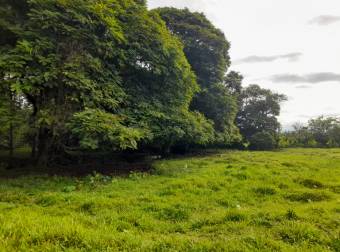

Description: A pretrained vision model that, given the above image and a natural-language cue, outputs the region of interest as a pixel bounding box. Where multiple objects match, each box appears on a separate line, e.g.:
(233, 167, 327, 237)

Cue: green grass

(0, 148, 339, 251)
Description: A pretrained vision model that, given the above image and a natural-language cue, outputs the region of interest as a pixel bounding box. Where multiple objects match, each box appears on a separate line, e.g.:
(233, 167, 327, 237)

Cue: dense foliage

(0, 0, 215, 164)
(0, 1, 287, 165)
(155, 8, 230, 88)
(156, 8, 241, 146)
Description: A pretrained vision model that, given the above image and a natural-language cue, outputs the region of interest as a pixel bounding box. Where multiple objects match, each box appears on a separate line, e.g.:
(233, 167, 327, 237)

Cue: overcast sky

(148, 0, 340, 128)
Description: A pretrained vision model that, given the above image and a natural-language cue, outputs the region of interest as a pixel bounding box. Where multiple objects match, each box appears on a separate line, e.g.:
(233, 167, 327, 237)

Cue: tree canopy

(155, 7, 230, 88)
(156, 7, 240, 146)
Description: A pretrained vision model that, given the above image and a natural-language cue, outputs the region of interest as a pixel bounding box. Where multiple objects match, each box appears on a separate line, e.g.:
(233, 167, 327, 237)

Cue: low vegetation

(0, 149, 339, 251)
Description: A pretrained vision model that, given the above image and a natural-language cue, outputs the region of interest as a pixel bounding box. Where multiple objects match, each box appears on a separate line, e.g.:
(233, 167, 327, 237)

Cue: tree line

(280, 116, 340, 148)
(0, 0, 286, 166)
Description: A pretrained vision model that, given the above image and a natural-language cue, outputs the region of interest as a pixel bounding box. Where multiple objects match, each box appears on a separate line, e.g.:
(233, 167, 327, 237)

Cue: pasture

(0, 149, 339, 251)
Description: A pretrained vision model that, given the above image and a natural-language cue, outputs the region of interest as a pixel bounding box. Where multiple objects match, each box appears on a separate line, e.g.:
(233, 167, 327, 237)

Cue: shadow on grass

(0, 148, 153, 179)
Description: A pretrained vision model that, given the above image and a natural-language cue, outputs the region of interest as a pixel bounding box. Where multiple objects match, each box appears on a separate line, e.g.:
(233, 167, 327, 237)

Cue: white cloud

(309, 15, 340, 25)
(270, 72, 340, 84)
(234, 52, 302, 64)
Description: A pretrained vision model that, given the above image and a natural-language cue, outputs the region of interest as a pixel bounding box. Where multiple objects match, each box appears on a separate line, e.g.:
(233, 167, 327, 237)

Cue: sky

(148, 0, 340, 129)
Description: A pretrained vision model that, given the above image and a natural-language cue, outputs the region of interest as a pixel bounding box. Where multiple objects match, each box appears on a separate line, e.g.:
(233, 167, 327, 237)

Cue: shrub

(249, 132, 277, 151)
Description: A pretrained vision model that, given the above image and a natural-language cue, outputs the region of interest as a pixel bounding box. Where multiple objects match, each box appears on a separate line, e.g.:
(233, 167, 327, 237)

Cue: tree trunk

(7, 122, 14, 170)
(27, 95, 38, 161)
(31, 133, 37, 159)
(9, 122, 14, 157)
(7, 93, 15, 169)
(36, 127, 52, 167)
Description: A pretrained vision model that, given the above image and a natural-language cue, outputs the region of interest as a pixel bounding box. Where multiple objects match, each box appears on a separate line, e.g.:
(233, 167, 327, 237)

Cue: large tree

(0, 0, 211, 164)
(156, 7, 240, 145)
(1, 0, 139, 165)
(237, 84, 287, 141)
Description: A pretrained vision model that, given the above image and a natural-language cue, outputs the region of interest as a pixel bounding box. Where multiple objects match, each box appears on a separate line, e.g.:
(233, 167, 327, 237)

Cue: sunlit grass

(0, 149, 339, 251)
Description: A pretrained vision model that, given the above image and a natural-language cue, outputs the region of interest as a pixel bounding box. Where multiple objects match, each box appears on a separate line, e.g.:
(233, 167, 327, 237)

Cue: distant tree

(328, 124, 340, 147)
(308, 116, 340, 147)
(156, 7, 240, 145)
(287, 123, 316, 147)
(237, 85, 287, 142)
(280, 117, 340, 148)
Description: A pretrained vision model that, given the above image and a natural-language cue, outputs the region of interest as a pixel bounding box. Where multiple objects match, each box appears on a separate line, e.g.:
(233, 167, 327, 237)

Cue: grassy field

(0, 149, 339, 251)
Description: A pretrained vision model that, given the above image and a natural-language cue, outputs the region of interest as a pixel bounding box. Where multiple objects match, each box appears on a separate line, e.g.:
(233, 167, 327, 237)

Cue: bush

(249, 132, 277, 150)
